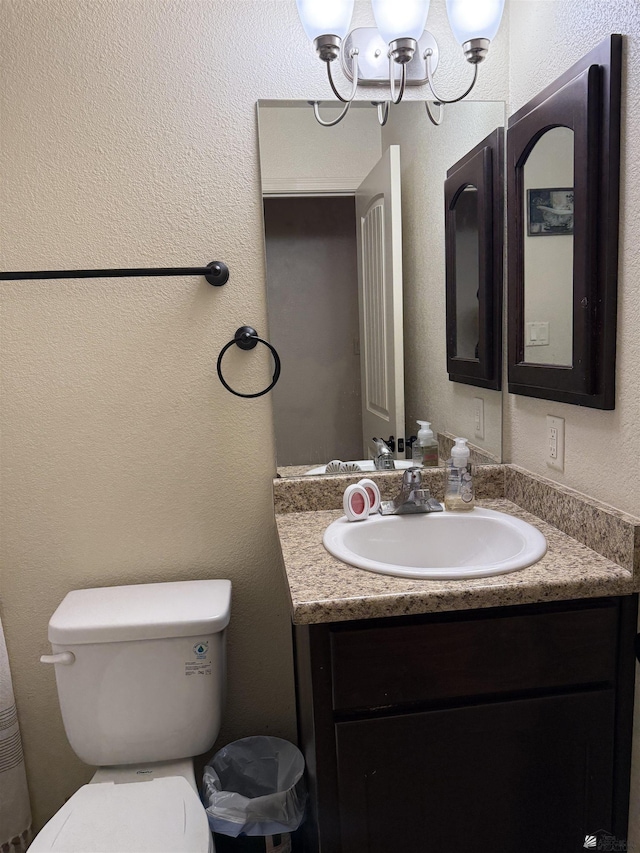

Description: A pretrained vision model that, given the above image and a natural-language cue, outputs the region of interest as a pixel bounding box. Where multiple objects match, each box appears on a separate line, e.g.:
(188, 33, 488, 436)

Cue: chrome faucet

(372, 437, 395, 471)
(379, 467, 443, 515)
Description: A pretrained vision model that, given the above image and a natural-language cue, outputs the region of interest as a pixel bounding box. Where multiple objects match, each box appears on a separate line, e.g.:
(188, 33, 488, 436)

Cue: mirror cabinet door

(445, 128, 503, 390)
(507, 35, 622, 409)
(523, 129, 575, 368)
(453, 185, 481, 361)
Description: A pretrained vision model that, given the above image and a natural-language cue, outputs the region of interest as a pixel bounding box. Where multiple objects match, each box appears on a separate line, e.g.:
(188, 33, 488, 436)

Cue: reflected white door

(356, 145, 405, 460)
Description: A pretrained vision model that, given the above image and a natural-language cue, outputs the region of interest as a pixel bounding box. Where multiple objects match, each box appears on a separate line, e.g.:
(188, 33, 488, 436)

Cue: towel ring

(217, 326, 281, 398)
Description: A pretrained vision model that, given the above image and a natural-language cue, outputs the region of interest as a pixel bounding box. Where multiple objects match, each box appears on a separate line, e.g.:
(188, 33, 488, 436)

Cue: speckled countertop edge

(505, 465, 640, 579)
(276, 499, 637, 625)
(273, 464, 505, 514)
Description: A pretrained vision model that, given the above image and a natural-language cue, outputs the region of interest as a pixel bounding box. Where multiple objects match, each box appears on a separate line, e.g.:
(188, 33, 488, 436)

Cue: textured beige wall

(0, 0, 302, 830)
(2, 0, 638, 837)
(0, 0, 510, 830)
(506, 0, 640, 517)
(507, 4, 640, 849)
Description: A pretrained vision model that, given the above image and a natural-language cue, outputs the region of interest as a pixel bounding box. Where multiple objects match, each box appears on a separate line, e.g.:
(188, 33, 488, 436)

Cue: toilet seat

(30, 775, 214, 852)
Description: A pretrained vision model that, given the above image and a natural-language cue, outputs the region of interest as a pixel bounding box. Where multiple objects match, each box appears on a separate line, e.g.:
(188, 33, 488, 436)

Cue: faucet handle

(402, 467, 423, 487)
(412, 488, 431, 502)
(411, 487, 443, 512)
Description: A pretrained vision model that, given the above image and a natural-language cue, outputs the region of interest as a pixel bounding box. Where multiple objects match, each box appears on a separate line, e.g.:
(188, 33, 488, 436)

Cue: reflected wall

(380, 100, 504, 463)
(523, 128, 574, 366)
(259, 100, 505, 474)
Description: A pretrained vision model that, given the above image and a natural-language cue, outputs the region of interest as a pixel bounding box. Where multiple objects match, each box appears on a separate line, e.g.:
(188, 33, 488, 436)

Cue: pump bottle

(412, 421, 439, 467)
(444, 438, 475, 511)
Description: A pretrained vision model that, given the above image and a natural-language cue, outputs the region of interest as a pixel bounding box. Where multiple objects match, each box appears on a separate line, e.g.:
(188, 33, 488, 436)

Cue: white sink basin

(305, 460, 415, 475)
(323, 507, 547, 580)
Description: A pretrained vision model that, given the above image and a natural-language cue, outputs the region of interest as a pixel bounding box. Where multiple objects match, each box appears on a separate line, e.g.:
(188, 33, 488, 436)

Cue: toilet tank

(46, 579, 231, 767)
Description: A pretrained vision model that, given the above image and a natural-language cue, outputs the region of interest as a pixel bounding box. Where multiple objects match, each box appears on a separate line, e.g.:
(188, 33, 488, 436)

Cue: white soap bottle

(444, 438, 474, 511)
(412, 421, 439, 468)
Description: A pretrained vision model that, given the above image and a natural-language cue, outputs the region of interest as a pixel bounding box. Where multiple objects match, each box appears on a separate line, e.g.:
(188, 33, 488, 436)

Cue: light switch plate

(546, 415, 565, 472)
(526, 321, 550, 346)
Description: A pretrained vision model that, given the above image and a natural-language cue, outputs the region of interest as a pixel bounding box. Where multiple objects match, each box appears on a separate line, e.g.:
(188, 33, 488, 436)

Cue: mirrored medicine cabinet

(257, 99, 506, 477)
(445, 127, 503, 391)
(507, 34, 622, 409)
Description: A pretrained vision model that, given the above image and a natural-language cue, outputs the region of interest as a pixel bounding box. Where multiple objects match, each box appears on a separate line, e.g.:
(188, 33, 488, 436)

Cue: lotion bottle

(444, 438, 474, 511)
(412, 421, 439, 468)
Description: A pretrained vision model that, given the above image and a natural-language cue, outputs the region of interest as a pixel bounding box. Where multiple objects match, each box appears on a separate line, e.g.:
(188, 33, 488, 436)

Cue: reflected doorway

(264, 196, 362, 467)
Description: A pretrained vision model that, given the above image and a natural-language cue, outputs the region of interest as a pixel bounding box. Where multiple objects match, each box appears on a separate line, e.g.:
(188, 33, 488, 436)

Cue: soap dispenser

(444, 438, 474, 511)
(412, 421, 439, 468)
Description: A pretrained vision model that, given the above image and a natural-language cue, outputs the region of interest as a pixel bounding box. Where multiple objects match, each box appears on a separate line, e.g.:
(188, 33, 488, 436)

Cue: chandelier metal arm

(375, 101, 390, 127)
(326, 50, 359, 103)
(424, 50, 479, 104)
(388, 55, 407, 105)
(312, 100, 353, 127)
(425, 101, 444, 126)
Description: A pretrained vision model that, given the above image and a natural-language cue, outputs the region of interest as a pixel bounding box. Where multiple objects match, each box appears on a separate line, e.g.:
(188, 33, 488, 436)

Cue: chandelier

(296, 0, 505, 126)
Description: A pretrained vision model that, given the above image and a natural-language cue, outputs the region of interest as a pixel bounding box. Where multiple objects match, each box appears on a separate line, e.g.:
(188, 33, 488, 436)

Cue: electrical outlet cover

(546, 415, 565, 472)
(474, 398, 484, 440)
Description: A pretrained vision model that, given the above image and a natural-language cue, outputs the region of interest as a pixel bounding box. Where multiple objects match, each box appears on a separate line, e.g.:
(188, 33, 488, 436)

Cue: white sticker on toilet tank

(185, 641, 211, 676)
(185, 660, 212, 676)
(193, 641, 209, 659)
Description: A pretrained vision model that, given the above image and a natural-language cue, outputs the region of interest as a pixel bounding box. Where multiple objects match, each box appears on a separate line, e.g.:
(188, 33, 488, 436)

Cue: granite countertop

(276, 499, 637, 625)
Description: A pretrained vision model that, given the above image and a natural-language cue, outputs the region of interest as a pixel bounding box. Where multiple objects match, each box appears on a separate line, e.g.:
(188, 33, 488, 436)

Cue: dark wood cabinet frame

(293, 595, 638, 853)
(507, 35, 622, 408)
(445, 127, 503, 390)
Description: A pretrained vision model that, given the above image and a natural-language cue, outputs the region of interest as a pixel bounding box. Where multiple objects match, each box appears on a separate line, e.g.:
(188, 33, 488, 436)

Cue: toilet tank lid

(48, 579, 232, 645)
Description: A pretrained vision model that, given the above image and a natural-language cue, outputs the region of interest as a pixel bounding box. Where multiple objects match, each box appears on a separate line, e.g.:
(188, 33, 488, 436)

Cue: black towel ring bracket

(217, 327, 281, 399)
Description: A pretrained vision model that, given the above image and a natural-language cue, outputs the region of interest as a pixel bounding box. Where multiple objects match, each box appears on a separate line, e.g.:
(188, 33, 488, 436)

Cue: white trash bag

(203, 736, 307, 838)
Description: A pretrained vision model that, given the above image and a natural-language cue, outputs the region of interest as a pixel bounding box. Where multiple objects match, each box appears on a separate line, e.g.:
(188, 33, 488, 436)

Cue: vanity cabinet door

(294, 597, 637, 853)
(335, 691, 615, 853)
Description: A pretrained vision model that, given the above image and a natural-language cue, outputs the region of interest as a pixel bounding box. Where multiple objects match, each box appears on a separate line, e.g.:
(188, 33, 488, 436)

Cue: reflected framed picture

(527, 187, 574, 236)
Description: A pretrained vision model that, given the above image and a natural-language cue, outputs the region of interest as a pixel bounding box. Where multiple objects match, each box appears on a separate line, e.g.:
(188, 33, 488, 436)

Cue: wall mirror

(445, 127, 503, 390)
(257, 99, 505, 477)
(507, 35, 622, 409)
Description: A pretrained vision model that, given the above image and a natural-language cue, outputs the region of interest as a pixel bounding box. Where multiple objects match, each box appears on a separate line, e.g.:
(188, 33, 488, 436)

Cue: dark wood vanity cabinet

(293, 596, 637, 853)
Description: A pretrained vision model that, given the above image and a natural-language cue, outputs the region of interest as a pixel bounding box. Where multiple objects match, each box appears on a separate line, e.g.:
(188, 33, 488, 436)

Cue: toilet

(30, 578, 232, 853)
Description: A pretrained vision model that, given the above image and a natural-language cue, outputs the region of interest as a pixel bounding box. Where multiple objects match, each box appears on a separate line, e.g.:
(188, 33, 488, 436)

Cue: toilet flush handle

(40, 652, 75, 666)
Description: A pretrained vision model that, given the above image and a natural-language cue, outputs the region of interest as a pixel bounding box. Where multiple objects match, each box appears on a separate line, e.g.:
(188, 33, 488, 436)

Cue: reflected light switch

(526, 321, 550, 346)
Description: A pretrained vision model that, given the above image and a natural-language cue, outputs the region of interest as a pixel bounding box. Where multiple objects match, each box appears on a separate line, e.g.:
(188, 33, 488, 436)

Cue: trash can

(203, 736, 307, 853)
